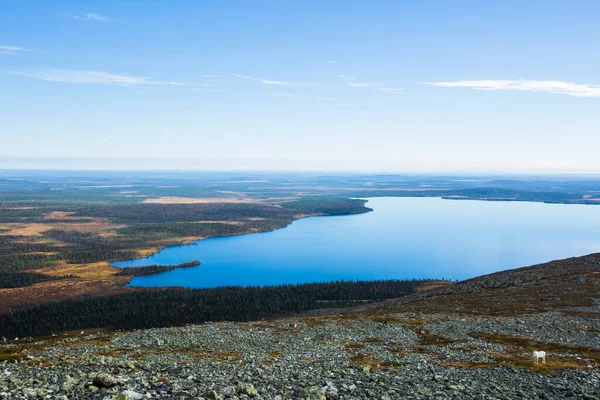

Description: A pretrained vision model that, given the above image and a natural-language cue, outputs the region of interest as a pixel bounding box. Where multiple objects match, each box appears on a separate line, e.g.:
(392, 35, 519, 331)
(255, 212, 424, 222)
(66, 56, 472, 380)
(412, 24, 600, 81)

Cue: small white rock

(122, 390, 144, 400)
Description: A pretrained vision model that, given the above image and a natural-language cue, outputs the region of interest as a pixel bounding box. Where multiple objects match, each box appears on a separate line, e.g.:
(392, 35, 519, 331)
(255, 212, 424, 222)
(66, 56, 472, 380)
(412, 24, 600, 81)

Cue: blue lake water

(112, 197, 600, 288)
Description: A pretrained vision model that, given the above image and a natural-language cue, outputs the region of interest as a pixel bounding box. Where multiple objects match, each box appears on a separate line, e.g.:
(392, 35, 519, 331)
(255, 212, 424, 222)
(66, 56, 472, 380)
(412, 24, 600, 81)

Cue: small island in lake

(115, 260, 202, 276)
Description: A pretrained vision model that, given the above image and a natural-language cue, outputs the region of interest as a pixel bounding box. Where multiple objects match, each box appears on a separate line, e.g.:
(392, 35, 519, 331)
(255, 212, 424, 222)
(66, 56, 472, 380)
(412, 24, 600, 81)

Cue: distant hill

(345, 253, 600, 317)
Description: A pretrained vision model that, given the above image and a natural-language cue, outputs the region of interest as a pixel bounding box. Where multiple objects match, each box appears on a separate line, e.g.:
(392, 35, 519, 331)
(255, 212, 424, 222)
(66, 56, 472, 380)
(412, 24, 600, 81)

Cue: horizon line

(2, 167, 600, 178)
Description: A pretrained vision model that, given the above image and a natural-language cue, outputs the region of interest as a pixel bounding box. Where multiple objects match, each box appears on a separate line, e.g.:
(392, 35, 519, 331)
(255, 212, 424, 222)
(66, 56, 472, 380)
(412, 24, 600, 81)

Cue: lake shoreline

(114, 197, 600, 289)
(111, 211, 359, 264)
(112, 208, 374, 285)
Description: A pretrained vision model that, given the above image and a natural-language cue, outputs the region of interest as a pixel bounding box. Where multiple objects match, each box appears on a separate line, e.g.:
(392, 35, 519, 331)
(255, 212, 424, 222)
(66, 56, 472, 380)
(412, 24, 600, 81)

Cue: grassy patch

(469, 332, 600, 372)
(363, 336, 384, 343)
(350, 351, 403, 370)
(264, 349, 280, 366)
(0, 346, 27, 362)
(345, 341, 364, 350)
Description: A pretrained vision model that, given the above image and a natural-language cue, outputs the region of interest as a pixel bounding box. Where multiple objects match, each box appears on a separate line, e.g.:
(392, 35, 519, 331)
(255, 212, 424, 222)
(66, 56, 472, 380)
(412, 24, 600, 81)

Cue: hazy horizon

(4, 157, 600, 176)
(4, 161, 600, 178)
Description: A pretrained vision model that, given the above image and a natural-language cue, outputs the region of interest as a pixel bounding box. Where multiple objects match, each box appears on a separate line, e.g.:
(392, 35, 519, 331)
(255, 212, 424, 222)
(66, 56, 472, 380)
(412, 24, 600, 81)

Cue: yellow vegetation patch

(416, 329, 462, 346)
(345, 341, 364, 350)
(132, 236, 206, 259)
(142, 196, 260, 204)
(363, 336, 384, 343)
(43, 211, 90, 221)
(193, 220, 244, 225)
(350, 351, 402, 370)
(264, 350, 280, 366)
(470, 332, 600, 363)
(134, 247, 162, 258)
(441, 353, 595, 373)
(0, 220, 124, 236)
(0, 346, 28, 362)
(35, 261, 119, 279)
(0, 223, 55, 236)
(416, 281, 454, 292)
(0, 273, 134, 311)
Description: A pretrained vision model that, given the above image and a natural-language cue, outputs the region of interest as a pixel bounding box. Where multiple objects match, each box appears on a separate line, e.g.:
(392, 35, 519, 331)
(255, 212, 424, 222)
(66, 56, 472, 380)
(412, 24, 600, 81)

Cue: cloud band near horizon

(4, 69, 184, 87)
(428, 80, 600, 98)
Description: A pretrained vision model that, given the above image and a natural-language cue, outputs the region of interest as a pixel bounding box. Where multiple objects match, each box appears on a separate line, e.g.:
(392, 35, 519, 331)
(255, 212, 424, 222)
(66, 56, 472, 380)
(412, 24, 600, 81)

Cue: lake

(112, 197, 600, 288)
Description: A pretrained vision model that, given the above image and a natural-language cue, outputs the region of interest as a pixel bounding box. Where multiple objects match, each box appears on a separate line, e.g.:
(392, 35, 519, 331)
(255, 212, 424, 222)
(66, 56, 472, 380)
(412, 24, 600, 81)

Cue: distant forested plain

(0, 199, 370, 271)
(1, 171, 600, 335)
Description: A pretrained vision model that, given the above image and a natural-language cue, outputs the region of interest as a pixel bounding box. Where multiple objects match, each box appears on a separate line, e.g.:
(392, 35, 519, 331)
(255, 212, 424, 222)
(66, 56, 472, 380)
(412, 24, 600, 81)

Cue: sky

(1, 0, 599, 173)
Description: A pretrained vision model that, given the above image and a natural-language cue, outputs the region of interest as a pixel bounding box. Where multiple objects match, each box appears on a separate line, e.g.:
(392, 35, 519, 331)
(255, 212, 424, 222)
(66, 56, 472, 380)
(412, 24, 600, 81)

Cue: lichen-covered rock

(295, 387, 327, 400)
(62, 375, 77, 392)
(92, 373, 118, 388)
(122, 389, 144, 399)
(236, 383, 258, 397)
(205, 390, 223, 400)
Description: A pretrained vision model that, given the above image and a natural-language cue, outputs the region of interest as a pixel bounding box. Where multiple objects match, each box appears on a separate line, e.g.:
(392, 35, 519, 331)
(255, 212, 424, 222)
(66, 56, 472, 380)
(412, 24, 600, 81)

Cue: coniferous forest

(0, 279, 438, 337)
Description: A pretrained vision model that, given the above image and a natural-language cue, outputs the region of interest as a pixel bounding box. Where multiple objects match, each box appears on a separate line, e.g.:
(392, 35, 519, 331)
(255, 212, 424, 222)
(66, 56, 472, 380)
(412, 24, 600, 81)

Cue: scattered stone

(0, 312, 597, 399)
(93, 373, 119, 389)
(122, 389, 144, 399)
(237, 383, 258, 397)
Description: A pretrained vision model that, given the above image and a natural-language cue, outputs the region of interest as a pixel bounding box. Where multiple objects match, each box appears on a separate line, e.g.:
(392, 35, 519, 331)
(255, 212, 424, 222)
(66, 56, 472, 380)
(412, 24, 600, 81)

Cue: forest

(116, 261, 201, 276)
(0, 279, 440, 337)
(0, 272, 72, 289)
(0, 198, 371, 277)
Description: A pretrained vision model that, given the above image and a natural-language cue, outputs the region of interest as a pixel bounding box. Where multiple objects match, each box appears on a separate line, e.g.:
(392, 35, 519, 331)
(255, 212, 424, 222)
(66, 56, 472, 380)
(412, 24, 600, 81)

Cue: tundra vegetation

(1, 172, 600, 325)
(1, 173, 600, 398)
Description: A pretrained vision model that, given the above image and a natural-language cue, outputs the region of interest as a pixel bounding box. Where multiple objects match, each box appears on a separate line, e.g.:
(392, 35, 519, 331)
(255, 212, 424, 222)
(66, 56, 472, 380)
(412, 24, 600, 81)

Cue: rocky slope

(1, 254, 600, 399)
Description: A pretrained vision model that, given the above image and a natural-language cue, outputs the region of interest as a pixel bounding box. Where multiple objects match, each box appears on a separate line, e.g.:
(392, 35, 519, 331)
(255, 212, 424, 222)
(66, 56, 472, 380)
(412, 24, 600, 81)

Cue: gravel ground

(1, 312, 599, 399)
(426, 312, 600, 347)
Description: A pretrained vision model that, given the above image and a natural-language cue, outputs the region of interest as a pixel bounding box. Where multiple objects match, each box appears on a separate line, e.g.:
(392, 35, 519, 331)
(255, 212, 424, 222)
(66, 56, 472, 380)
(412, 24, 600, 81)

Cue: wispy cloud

(427, 80, 600, 98)
(234, 74, 299, 86)
(5, 69, 183, 87)
(64, 12, 108, 22)
(0, 45, 44, 55)
(257, 92, 333, 100)
(339, 74, 374, 87)
(338, 74, 405, 94)
(346, 82, 372, 87)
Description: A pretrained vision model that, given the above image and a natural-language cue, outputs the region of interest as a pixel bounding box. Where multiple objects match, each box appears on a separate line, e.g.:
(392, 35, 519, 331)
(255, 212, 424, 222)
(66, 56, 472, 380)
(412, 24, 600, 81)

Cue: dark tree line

(0, 236, 58, 256)
(0, 272, 75, 289)
(116, 261, 201, 276)
(0, 253, 60, 273)
(0, 279, 438, 337)
(280, 198, 372, 215)
(72, 203, 294, 223)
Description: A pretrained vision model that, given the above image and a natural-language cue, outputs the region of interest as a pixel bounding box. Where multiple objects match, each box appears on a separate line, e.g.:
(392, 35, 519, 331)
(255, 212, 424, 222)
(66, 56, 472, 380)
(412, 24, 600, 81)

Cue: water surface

(113, 197, 600, 287)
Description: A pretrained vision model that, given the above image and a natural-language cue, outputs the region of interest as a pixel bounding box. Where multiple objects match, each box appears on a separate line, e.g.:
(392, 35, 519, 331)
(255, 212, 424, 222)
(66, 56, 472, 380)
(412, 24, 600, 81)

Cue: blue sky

(1, 0, 599, 172)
